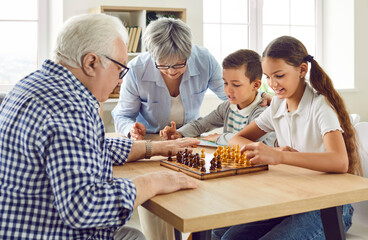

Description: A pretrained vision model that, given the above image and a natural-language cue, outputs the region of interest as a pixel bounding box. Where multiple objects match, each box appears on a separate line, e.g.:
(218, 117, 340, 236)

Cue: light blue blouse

(112, 45, 227, 136)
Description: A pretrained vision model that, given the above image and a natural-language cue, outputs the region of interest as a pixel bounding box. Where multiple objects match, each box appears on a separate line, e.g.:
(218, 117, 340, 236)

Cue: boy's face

(223, 68, 260, 109)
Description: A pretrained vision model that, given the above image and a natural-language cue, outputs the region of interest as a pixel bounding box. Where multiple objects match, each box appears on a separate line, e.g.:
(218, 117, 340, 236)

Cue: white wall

(341, 0, 368, 122)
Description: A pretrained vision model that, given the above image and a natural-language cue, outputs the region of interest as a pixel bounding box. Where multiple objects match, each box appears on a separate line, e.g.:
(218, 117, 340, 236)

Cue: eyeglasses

(155, 60, 187, 70)
(104, 56, 129, 79)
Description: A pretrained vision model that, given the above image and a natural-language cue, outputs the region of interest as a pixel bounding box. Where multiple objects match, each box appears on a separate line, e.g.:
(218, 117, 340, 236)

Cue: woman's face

(157, 59, 187, 81)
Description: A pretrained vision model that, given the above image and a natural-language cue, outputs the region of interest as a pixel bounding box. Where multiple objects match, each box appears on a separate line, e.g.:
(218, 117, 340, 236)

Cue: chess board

(160, 148, 268, 180)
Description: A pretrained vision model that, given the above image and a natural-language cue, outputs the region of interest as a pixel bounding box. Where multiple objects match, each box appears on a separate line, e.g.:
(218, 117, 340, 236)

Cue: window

(203, 0, 327, 90)
(0, 0, 47, 91)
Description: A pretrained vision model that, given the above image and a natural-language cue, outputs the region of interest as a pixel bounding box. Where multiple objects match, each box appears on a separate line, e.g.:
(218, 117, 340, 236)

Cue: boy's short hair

(222, 49, 262, 83)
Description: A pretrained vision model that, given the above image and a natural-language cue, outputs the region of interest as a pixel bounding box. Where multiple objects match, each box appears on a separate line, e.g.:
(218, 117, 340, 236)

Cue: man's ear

(82, 53, 100, 77)
(252, 79, 262, 90)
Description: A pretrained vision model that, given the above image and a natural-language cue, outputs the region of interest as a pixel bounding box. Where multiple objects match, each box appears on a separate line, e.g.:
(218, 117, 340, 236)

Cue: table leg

(174, 228, 182, 240)
(191, 230, 211, 240)
(174, 229, 211, 240)
(320, 206, 345, 240)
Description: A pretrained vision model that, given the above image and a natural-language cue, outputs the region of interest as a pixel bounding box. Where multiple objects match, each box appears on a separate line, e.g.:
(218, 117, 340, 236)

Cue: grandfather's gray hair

(143, 17, 192, 64)
(53, 13, 128, 68)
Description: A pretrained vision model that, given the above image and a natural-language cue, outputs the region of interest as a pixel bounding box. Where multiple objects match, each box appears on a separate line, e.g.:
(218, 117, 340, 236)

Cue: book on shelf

(132, 26, 142, 53)
(127, 26, 137, 53)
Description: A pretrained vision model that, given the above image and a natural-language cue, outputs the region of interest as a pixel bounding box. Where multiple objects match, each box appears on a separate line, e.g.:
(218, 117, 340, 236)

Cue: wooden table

(110, 134, 368, 240)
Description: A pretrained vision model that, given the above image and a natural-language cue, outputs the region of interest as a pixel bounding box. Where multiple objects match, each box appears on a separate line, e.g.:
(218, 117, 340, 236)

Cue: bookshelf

(89, 6, 186, 61)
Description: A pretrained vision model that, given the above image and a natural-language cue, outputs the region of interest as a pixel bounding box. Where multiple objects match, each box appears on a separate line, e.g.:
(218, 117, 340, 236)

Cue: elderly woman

(112, 17, 227, 140)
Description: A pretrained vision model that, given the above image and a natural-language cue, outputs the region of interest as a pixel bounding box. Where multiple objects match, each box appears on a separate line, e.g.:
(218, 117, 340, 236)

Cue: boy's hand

(260, 92, 273, 107)
(159, 121, 183, 140)
(130, 122, 146, 140)
(201, 133, 220, 143)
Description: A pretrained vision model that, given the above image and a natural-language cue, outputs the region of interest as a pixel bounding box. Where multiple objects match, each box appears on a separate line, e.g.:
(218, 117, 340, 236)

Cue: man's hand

(152, 137, 200, 156)
(201, 133, 220, 143)
(260, 92, 273, 107)
(130, 122, 146, 140)
(132, 171, 198, 208)
(159, 121, 183, 140)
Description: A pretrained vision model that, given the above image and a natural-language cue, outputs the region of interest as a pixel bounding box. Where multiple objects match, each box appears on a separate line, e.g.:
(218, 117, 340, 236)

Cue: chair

(349, 114, 360, 126)
(0, 92, 6, 105)
(346, 122, 368, 239)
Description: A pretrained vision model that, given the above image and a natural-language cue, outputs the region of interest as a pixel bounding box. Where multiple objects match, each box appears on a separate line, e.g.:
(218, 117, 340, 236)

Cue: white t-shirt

(169, 94, 185, 128)
(255, 83, 342, 152)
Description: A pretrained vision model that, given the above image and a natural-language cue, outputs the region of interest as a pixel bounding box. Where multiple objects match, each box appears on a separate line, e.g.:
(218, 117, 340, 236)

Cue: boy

(160, 49, 275, 146)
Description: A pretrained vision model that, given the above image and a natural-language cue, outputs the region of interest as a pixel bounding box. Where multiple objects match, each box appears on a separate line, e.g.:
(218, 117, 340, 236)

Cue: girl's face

(262, 57, 305, 102)
(223, 68, 260, 109)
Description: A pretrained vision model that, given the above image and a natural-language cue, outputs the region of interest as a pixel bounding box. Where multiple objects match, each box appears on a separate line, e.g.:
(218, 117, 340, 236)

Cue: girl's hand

(201, 133, 220, 143)
(159, 121, 183, 140)
(241, 142, 283, 165)
(130, 122, 146, 140)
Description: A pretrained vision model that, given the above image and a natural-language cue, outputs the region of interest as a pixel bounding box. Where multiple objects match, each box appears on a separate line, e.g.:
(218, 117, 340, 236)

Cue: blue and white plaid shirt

(0, 60, 136, 239)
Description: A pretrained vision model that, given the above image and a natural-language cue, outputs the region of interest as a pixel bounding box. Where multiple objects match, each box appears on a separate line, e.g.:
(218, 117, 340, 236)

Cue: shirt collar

(41, 59, 100, 107)
(229, 92, 263, 115)
(273, 82, 315, 119)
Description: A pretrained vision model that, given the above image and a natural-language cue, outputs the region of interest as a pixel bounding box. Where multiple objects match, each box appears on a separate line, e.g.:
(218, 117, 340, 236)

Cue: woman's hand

(130, 122, 146, 140)
(241, 142, 283, 165)
(159, 121, 183, 140)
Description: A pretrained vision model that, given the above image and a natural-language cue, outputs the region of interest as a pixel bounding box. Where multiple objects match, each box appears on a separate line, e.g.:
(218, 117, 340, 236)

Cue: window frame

(0, 0, 48, 92)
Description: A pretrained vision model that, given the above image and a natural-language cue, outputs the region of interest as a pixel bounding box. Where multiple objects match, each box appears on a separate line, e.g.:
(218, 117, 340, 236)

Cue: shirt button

(95, 103, 99, 108)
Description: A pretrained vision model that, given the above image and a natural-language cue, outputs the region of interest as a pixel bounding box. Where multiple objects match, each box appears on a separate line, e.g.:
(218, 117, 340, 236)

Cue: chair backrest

(349, 114, 361, 126)
(355, 122, 368, 176)
(352, 122, 368, 226)
(0, 92, 6, 105)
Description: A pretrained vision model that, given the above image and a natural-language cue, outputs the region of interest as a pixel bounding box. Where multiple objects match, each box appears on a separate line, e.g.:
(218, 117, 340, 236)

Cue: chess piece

(200, 160, 206, 172)
(201, 149, 205, 158)
(216, 159, 222, 169)
(168, 150, 172, 161)
(177, 151, 183, 163)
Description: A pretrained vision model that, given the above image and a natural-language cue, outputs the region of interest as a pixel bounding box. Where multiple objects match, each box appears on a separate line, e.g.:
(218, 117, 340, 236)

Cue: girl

(214, 36, 362, 240)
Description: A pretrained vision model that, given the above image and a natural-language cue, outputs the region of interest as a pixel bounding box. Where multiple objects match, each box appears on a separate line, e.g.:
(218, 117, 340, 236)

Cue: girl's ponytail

(308, 58, 362, 176)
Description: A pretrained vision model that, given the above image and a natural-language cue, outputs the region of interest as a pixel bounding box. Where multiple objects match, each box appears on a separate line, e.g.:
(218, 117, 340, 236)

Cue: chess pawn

(201, 149, 205, 158)
(209, 161, 216, 171)
(199, 160, 206, 172)
(176, 151, 183, 163)
(235, 154, 239, 164)
(168, 150, 172, 161)
(216, 159, 222, 169)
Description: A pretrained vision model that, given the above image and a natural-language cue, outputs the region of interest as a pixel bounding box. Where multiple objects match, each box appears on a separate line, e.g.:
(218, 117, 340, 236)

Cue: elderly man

(0, 14, 198, 239)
